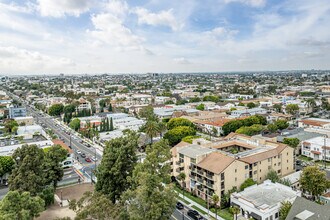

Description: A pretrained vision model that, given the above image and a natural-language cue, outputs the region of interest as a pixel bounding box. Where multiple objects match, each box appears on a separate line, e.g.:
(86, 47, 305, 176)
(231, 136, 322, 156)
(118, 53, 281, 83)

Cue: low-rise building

(231, 180, 300, 220)
(13, 116, 34, 126)
(231, 108, 267, 118)
(301, 136, 330, 161)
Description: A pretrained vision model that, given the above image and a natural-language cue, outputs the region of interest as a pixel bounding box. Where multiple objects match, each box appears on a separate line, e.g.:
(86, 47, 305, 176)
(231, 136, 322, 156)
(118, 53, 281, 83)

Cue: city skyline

(1, 0, 330, 74)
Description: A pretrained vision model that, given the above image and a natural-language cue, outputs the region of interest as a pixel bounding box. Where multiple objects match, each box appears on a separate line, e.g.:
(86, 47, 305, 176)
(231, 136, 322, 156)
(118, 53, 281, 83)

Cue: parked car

(76, 150, 81, 154)
(176, 202, 184, 210)
(187, 210, 203, 220)
(91, 156, 98, 162)
(85, 157, 92, 163)
(81, 153, 86, 158)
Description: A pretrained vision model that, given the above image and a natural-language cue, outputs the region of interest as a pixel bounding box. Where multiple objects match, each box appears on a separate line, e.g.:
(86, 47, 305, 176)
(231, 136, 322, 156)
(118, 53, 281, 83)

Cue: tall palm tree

(305, 98, 316, 113)
(212, 194, 220, 220)
(144, 120, 159, 144)
(177, 172, 186, 200)
(229, 206, 240, 220)
(158, 122, 167, 138)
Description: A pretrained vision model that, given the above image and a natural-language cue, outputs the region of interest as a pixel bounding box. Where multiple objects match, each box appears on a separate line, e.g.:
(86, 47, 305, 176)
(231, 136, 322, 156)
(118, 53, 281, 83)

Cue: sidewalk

(176, 191, 225, 220)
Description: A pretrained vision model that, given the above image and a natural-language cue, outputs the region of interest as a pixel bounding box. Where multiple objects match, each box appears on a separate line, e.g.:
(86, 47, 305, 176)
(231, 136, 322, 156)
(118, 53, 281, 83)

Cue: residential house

(301, 136, 330, 161)
(231, 180, 300, 220)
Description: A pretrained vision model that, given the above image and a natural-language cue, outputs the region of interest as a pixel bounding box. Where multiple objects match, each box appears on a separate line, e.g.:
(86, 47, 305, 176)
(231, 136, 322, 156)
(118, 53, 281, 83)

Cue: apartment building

(171, 133, 295, 201)
(231, 108, 267, 118)
(301, 136, 330, 161)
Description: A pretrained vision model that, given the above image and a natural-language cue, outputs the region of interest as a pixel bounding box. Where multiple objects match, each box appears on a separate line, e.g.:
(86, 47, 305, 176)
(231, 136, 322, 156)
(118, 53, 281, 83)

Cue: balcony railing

(206, 182, 213, 188)
(189, 174, 196, 180)
(206, 173, 213, 179)
(197, 177, 204, 183)
(176, 161, 182, 165)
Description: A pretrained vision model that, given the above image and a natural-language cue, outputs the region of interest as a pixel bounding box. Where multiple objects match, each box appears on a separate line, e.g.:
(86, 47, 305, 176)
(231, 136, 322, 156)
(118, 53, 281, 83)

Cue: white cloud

(173, 57, 191, 64)
(134, 7, 182, 31)
(89, 13, 144, 50)
(224, 0, 266, 7)
(106, 0, 128, 17)
(0, 46, 75, 72)
(37, 0, 91, 17)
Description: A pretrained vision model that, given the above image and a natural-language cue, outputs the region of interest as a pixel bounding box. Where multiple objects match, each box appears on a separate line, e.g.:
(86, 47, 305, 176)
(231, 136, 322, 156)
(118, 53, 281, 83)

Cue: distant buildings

(231, 107, 267, 118)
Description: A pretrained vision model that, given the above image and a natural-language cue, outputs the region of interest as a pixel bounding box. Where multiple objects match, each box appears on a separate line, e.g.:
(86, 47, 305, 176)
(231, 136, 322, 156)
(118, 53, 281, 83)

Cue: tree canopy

(0, 191, 44, 220)
(95, 131, 139, 203)
(300, 166, 330, 200)
(48, 104, 64, 116)
(167, 118, 195, 130)
(0, 156, 14, 178)
(69, 118, 81, 131)
(283, 138, 300, 148)
(239, 178, 256, 191)
(164, 126, 196, 146)
(285, 104, 299, 116)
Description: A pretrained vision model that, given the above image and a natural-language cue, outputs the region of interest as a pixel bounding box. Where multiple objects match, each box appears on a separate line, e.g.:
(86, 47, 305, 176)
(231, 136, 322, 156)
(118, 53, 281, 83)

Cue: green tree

(95, 132, 139, 203)
(48, 104, 64, 116)
(212, 194, 220, 220)
(283, 138, 300, 148)
(123, 140, 176, 220)
(267, 124, 278, 133)
(164, 126, 196, 146)
(69, 118, 81, 131)
(236, 124, 264, 136)
(247, 102, 256, 109)
(63, 104, 76, 114)
(273, 104, 282, 113)
(279, 201, 292, 220)
(300, 166, 330, 201)
(274, 119, 289, 130)
(196, 103, 205, 110)
(99, 99, 106, 108)
(144, 120, 160, 144)
(110, 117, 114, 131)
(305, 98, 317, 112)
(222, 120, 243, 135)
(158, 122, 167, 138)
(69, 191, 122, 220)
(43, 145, 68, 188)
(108, 103, 113, 112)
(229, 206, 240, 220)
(265, 170, 280, 183)
(285, 104, 299, 116)
(4, 119, 19, 134)
(239, 178, 256, 191)
(167, 118, 195, 130)
(9, 145, 45, 196)
(0, 156, 14, 179)
(0, 191, 44, 220)
(177, 172, 186, 200)
(39, 186, 55, 207)
(238, 102, 245, 106)
(139, 105, 157, 121)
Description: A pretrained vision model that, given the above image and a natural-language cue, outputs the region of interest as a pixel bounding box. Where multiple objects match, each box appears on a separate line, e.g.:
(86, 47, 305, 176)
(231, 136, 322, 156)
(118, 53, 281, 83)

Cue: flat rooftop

(178, 144, 216, 159)
(232, 180, 299, 210)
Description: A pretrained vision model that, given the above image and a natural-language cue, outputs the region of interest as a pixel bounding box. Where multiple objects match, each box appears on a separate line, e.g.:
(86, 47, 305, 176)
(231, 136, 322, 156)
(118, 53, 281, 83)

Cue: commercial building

(231, 180, 300, 220)
(171, 133, 295, 202)
(8, 105, 27, 118)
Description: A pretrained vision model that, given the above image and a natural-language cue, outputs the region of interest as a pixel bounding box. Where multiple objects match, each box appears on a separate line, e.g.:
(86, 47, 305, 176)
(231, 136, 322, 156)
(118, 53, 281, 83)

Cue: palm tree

(158, 122, 167, 138)
(229, 206, 240, 220)
(144, 120, 159, 144)
(305, 98, 316, 113)
(177, 172, 186, 200)
(212, 194, 220, 220)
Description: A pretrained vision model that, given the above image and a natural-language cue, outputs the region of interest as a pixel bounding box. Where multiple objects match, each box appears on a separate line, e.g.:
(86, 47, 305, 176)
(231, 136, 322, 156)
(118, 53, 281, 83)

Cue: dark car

(176, 202, 184, 210)
(187, 210, 203, 220)
(81, 153, 86, 158)
(85, 157, 92, 163)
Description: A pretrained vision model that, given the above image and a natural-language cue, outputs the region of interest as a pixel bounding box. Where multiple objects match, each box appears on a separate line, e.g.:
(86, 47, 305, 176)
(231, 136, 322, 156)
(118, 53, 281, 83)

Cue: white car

(76, 150, 82, 154)
(91, 156, 98, 162)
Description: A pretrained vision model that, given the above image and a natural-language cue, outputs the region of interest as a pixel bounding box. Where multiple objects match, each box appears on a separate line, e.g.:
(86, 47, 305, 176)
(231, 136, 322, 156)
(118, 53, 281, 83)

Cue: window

(274, 163, 276, 167)
(270, 215, 273, 220)
(278, 169, 281, 173)
(268, 165, 271, 170)
(254, 162, 257, 167)
(245, 165, 248, 169)
(268, 158, 271, 162)
(275, 213, 279, 218)
(259, 169, 261, 172)
(287, 160, 289, 163)
(274, 156, 277, 159)
(278, 162, 281, 166)
(235, 169, 237, 173)
(235, 177, 237, 182)
(221, 173, 225, 181)
(191, 158, 196, 164)
(254, 171, 257, 174)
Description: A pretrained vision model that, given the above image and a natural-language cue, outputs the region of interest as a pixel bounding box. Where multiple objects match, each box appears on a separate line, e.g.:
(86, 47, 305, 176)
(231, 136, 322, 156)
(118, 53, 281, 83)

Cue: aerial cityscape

(0, 0, 330, 220)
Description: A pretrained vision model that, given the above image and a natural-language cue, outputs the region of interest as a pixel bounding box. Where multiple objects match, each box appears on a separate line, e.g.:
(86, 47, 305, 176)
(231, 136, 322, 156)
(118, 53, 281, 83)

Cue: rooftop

(232, 180, 299, 210)
(178, 144, 216, 159)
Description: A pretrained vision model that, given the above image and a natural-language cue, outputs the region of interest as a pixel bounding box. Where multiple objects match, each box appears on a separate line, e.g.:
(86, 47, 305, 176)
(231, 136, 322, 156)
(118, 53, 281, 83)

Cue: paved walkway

(176, 191, 225, 220)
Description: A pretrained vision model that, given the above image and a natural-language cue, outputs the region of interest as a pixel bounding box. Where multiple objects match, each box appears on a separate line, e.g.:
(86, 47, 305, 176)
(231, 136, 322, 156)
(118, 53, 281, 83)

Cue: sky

(0, 0, 330, 75)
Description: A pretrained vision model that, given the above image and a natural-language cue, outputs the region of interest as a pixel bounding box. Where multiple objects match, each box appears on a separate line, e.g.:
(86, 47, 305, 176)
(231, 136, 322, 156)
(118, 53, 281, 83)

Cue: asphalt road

(0, 187, 9, 200)
(26, 106, 102, 167)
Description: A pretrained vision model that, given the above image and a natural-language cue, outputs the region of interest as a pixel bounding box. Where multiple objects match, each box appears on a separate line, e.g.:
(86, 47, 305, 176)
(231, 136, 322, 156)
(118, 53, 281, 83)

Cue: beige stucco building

(171, 133, 295, 202)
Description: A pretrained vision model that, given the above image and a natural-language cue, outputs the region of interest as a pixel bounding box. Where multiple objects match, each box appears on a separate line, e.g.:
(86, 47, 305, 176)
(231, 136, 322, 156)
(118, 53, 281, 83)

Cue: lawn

(298, 155, 330, 166)
(192, 205, 207, 215)
(175, 186, 233, 220)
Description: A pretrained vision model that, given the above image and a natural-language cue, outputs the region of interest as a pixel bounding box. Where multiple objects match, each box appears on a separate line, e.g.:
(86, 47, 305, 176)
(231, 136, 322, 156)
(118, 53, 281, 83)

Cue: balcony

(206, 182, 213, 188)
(197, 177, 204, 183)
(189, 174, 196, 180)
(206, 173, 213, 180)
(197, 169, 204, 175)
(176, 161, 182, 165)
